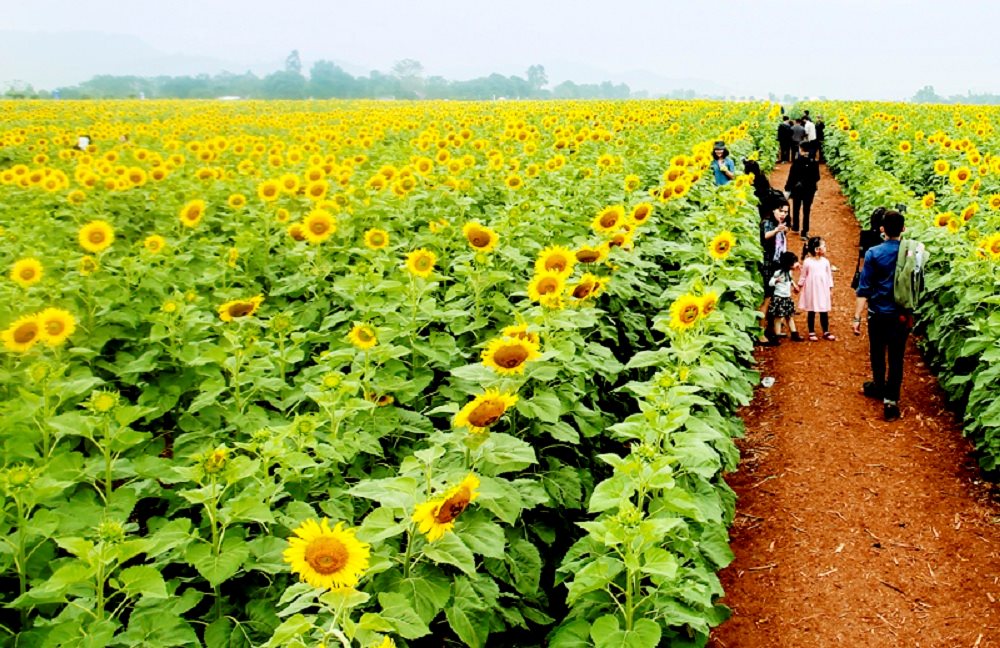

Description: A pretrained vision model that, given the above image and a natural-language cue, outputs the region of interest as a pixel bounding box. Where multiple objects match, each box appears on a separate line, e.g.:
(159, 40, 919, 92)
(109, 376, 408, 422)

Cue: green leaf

(423, 532, 477, 575)
(358, 506, 407, 544)
(457, 514, 506, 558)
(349, 476, 420, 509)
(507, 537, 541, 595)
(549, 619, 592, 648)
(588, 474, 632, 513)
(377, 592, 432, 639)
(186, 536, 249, 587)
(480, 433, 537, 474)
(565, 556, 623, 606)
(640, 547, 679, 580)
(263, 614, 313, 647)
(204, 617, 233, 648)
(445, 578, 490, 648)
(517, 389, 563, 423)
(119, 565, 168, 599)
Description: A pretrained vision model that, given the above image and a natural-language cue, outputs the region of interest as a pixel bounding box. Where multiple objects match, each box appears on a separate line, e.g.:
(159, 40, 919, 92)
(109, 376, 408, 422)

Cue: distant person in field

(76, 134, 91, 151)
(758, 198, 791, 345)
(784, 142, 820, 237)
(803, 115, 818, 160)
(790, 119, 806, 156)
(777, 117, 794, 164)
(815, 115, 826, 163)
(798, 236, 836, 341)
(852, 210, 908, 422)
(710, 141, 735, 186)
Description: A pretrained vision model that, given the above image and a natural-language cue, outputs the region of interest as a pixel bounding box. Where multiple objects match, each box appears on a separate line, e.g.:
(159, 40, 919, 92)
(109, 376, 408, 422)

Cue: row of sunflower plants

(810, 101, 1000, 470)
(0, 98, 772, 647)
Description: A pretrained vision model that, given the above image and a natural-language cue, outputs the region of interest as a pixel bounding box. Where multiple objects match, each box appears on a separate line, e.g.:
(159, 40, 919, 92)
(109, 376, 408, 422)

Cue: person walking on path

(851, 210, 908, 421)
(777, 117, 793, 164)
(711, 141, 735, 185)
(767, 251, 803, 343)
(803, 116, 818, 160)
(789, 119, 806, 158)
(784, 143, 820, 237)
(815, 115, 826, 163)
(798, 236, 836, 341)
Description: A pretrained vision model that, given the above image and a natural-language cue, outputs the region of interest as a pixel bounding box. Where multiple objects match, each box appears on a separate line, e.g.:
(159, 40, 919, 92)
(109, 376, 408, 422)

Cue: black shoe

(800, 231, 809, 239)
(883, 402, 900, 422)
(862, 381, 883, 399)
(790, 332, 804, 342)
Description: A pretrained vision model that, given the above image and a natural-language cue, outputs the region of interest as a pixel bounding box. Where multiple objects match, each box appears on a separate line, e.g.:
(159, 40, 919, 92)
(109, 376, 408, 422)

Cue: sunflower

(10, 258, 42, 288)
(592, 205, 625, 235)
(669, 293, 703, 330)
(405, 249, 437, 278)
(218, 295, 264, 322)
(934, 212, 952, 227)
(947, 216, 962, 233)
(179, 199, 206, 228)
(279, 173, 301, 194)
(227, 193, 247, 209)
(569, 273, 608, 301)
(78, 220, 115, 253)
(257, 179, 281, 202)
(305, 180, 329, 201)
(700, 292, 719, 317)
(364, 228, 389, 250)
(961, 203, 978, 222)
(629, 202, 654, 226)
(348, 324, 377, 350)
(986, 233, 1000, 258)
(2, 314, 42, 353)
(933, 159, 950, 176)
(951, 167, 972, 185)
(412, 474, 480, 542)
(898, 141, 912, 154)
(988, 195, 1000, 211)
(283, 519, 370, 589)
(527, 271, 565, 308)
(462, 222, 499, 253)
(144, 235, 166, 254)
(454, 389, 518, 433)
(624, 174, 641, 192)
(287, 224, 307, 242)
(535, 245, 575, 276)
(575, 244, 609, 264)
(708, 231, 735, 260)
(922, 193, 936, 209)
(505, 174, 523, 190)
(36, 308, 76, 347)
(79, 256, 98, 275)
(302, 209, 336, 244)
(501, 323, 540, 346)
(481, 336, 541, 375)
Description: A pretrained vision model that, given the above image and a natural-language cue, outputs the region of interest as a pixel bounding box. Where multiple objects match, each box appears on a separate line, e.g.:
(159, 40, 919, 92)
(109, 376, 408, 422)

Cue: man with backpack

(851, 210, 927, 421)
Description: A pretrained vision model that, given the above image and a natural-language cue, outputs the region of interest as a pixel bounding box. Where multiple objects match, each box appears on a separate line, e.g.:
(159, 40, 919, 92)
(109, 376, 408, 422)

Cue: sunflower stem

(402, 528, 416, 579)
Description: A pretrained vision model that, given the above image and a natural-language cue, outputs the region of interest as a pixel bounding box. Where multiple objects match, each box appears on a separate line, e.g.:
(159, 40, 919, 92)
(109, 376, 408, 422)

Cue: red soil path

(710, 162, 1000, 647)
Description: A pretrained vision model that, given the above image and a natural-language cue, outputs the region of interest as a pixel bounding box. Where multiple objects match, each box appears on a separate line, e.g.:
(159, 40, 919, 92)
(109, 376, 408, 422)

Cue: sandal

(823, 332, 837, 341)
(807, 333, 819, 341)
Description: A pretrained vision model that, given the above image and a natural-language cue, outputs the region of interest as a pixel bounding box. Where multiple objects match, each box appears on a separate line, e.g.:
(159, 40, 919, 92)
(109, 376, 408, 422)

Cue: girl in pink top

(798, 236, 835, 341)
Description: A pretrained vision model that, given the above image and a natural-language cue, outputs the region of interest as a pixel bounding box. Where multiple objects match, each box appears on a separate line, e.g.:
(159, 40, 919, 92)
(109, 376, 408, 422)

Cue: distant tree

(285, 50, 303, 75)
(392, 59, 424, 98)
(913, 85, 942, 103)
(309, 60, 358, 98)
(526, 65, 548, 95)
(262, 70, 307, 99)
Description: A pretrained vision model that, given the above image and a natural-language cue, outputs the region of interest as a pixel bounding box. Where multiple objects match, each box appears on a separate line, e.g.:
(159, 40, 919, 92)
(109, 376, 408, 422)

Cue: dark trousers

(791, 193, 815, 233)
(867, 312, 910, 402)
(807, 311, 829, 333)
(779, 142, 792, 162)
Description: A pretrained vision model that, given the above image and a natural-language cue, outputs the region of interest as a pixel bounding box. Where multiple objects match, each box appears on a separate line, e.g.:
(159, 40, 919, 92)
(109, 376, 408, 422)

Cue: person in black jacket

(784, 142, 820, 236)
(815, 116, 826, 164)
(777, 118, 793, 164)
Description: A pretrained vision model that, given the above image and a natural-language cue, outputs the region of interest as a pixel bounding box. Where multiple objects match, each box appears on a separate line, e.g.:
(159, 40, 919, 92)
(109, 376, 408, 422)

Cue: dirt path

(710, 162, 1000, 647)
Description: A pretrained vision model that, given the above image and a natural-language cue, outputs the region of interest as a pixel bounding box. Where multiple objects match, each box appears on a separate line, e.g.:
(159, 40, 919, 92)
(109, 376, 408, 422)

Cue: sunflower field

(812, 101, 1000, 470)
(0, 99, 776, 647)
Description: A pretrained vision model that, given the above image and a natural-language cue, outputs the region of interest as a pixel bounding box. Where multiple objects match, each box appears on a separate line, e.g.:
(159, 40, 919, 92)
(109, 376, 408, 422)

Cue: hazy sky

(3, 0, 1000, 99)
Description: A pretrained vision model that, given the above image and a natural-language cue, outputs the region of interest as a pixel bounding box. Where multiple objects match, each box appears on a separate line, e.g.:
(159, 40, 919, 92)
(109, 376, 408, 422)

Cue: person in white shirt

(803, 118, 817, 159)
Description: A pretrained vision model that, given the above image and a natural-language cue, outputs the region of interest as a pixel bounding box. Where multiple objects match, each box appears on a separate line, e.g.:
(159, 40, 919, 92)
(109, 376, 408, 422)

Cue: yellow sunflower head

(79, 255, 98, 276)
(302, 209, 337, 244)
(569, 273, 609, 302)
(921, 193, 936, 209)
(227, 193, 247, 209)
(348, 324, 377, 350)
(283, 519, 370, 589)
(898, 141, 912, 154)
(505, 174, 523, 190)
(405, 249, 437, 278)
(218, 295, 264, 322)
(534, 245, 575, 277)
(411, 474, 481, 542)
(592, 205, 625, 235)
(527, 271, 566, 309)
(481, 336, 541, 375)
(669, 293, 703, 330)
(36, 308, 76, 347)
(575, 244, 609, 265)
(454, 390, 518, 433)
(462, 222, 499, 253)
(364, 228, 389, 250)
(700, 292, 719, 317)
(144, 235, 166, 254)
(10, 258, 43, 288)
(179, 199, 206, 228)
(988, 194, 1000, 211)
(287, 224, 307, 242)
(624, 174, 641, 192)
(501, 324, 540, 347)
(257, 179, 281, 202)
(2, 314, 42, 353)
(933, 159, 950, 176)
(709, 231, 736, 260)
(629, 202, 654, 226)
(78, 220, 115, 253)
(934, 212, 952, 227)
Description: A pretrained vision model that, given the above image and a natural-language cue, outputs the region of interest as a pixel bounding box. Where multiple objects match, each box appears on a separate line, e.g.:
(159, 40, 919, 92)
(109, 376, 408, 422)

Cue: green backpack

(893, 239, 928, 312)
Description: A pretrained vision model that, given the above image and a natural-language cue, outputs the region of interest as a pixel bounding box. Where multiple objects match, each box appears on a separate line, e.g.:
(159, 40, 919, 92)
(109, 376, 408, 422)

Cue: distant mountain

(541, 58, 730, 98)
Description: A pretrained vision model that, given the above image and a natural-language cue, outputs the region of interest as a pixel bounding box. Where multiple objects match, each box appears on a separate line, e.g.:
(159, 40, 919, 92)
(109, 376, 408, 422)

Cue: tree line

(5, 52, 631, 100)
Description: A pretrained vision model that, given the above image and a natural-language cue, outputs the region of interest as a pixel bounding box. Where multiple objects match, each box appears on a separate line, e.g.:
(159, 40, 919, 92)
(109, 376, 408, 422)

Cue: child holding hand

(799, 236, 835, 341)
(767, 251, 803, 343)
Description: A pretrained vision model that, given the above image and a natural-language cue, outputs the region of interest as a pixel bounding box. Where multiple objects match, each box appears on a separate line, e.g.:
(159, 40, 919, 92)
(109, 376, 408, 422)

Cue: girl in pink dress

(798, 236, 836, 341)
